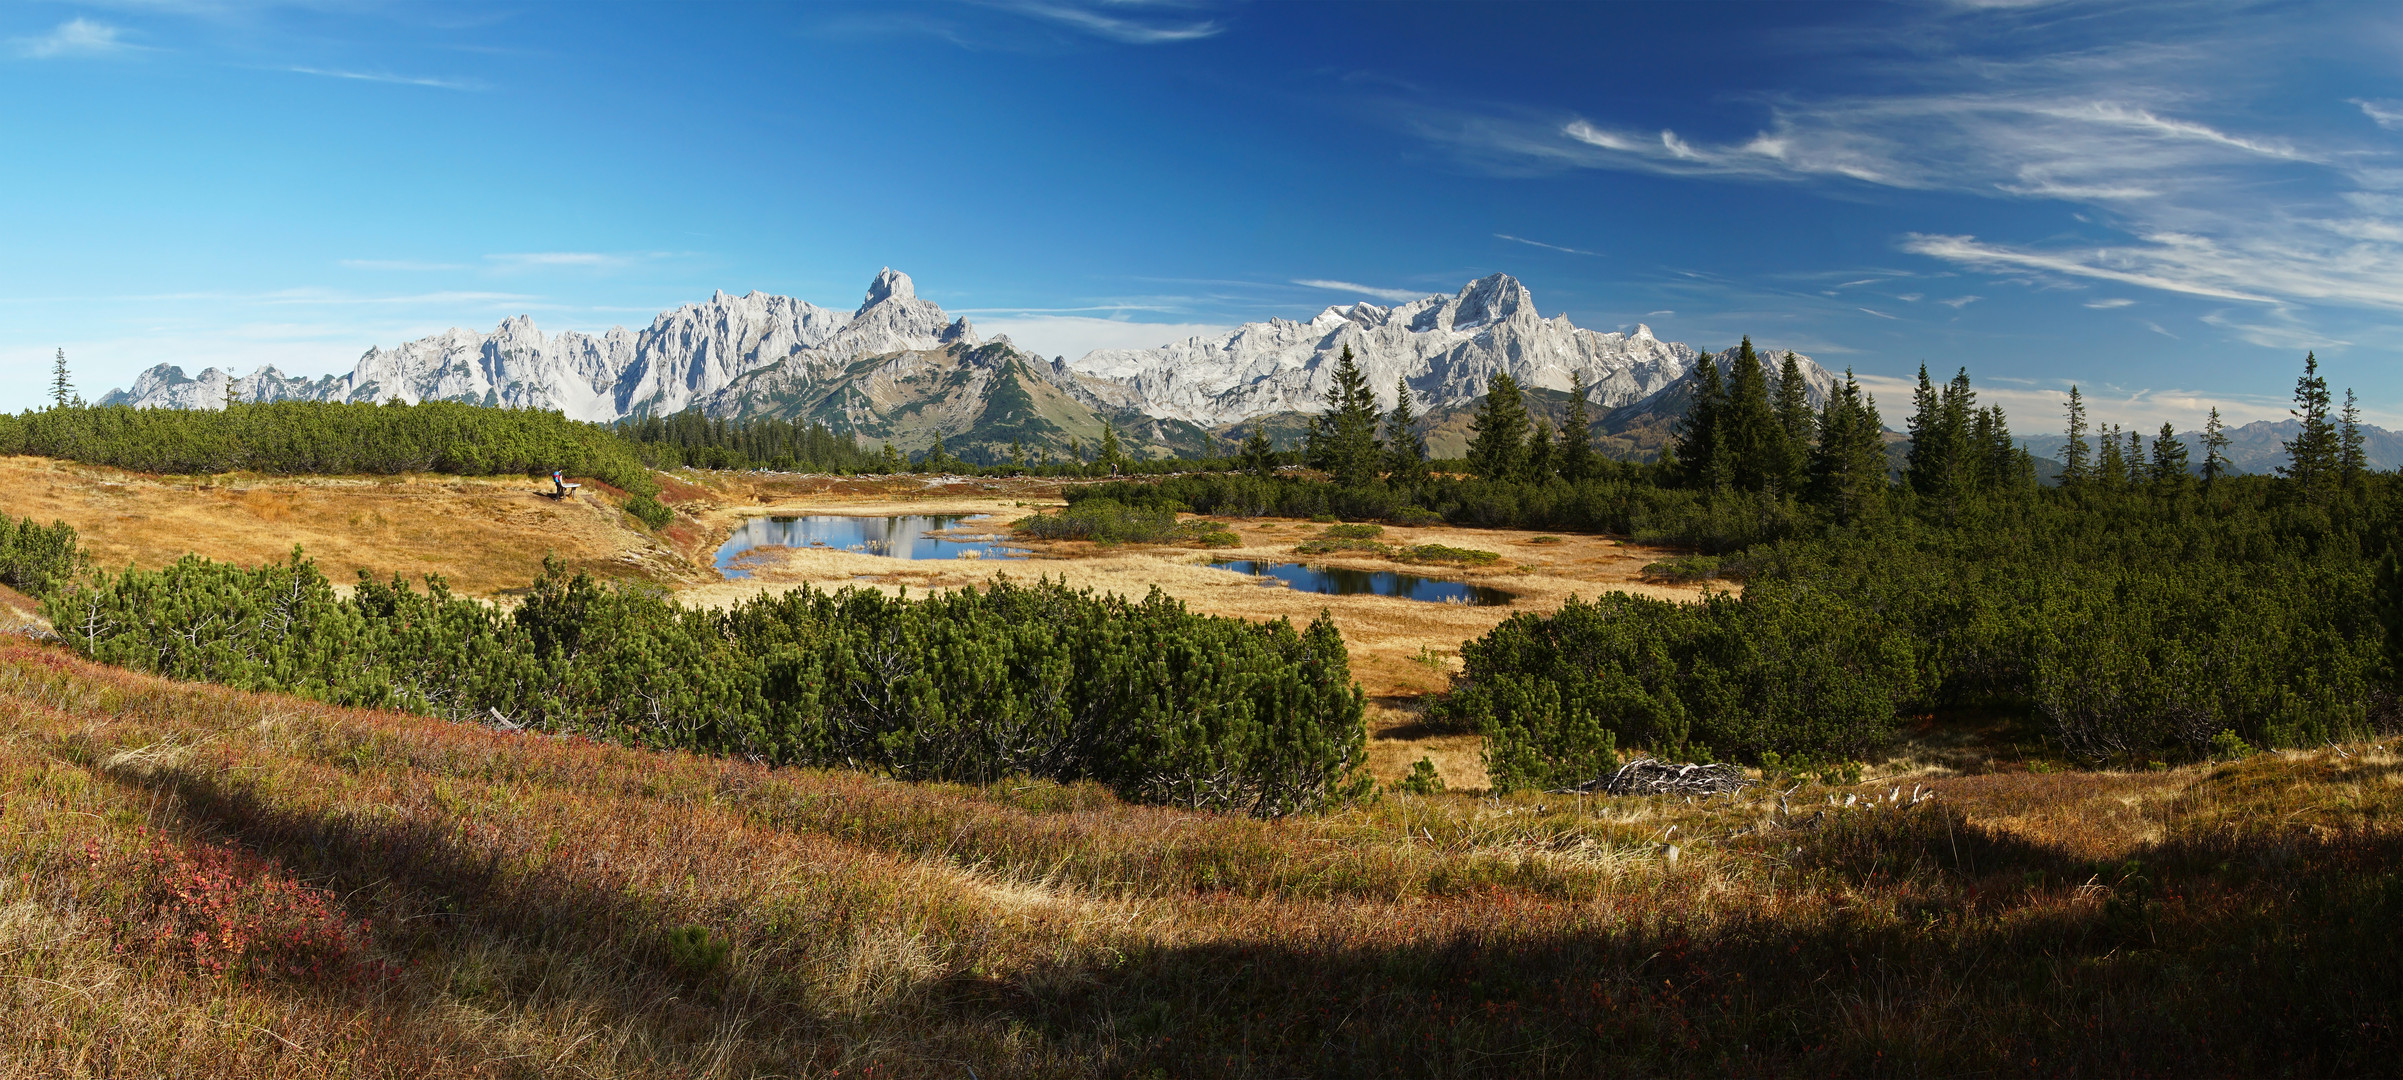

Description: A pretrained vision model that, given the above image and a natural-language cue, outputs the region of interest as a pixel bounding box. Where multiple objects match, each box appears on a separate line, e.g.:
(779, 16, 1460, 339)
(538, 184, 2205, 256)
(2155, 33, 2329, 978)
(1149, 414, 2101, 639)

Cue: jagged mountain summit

(98, 268, 1828, 461)
(101, 269, 975, 422)
(1062, 272, 1821, 424)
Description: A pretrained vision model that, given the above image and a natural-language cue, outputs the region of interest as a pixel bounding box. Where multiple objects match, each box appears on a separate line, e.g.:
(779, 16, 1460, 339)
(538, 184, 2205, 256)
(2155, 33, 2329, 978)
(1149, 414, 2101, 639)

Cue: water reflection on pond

(716, 514, 1027, 578)
(1208, 560, 1512, 606)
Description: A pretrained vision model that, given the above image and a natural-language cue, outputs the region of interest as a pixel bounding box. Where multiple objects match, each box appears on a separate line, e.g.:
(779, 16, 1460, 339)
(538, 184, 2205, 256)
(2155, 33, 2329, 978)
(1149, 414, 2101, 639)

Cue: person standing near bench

(551, 471, 581, 499)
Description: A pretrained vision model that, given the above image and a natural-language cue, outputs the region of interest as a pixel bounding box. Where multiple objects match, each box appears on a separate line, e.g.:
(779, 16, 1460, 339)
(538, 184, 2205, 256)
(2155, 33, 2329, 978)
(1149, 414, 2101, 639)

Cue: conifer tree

(2201, 407, 2232, 486)
(1099, 422, 1125, 476)
(1559, 371, 1595, 482)
(1721, 338, 1783, 492)
(1906, 365, 1982, 505)
(1306, 346, 1383, 486)
(1526, 421, 1554, 482)
(1672, 357, 1728, 490)
(2340, 388, 2367, 485)
(1971, 404, 2025, 492)
(1467, 372, 1530, 482)
(2061, 386, 2091, 488)
(1241, 424, 1277, 478)
(1383, 378, 1429, 485)
(1809, 368, 1887, 523)
(2149, 422, 2190, 486)
(2097, 423, 2126, 493)
(1773, 351, 1811, 490)
(2280, 352, 2339, 503)
(49, 349, 72, 409)
(2126, 429, 2145, 487)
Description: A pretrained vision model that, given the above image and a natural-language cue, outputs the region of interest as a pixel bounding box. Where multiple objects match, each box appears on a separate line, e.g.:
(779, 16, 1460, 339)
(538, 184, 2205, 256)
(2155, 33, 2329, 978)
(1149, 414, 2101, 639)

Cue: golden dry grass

(0, 456, 688, 596)
(3, 636, 2397, 1076)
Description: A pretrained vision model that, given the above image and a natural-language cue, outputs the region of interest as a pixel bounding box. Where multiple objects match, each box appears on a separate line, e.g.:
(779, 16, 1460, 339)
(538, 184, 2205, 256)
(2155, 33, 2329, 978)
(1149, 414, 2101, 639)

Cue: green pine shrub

(0, 517, 85, 597)
(45, 554, 1369, 818)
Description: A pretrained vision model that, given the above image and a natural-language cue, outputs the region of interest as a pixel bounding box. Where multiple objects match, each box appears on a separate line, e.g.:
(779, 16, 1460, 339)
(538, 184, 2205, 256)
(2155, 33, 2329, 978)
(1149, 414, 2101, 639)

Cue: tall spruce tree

(1809, 368, 1887, 523)
(1905, 365, 1981, 505)
(1671, 356, 1729, 490)
(1772, 350, 1812, 491)
(1383, 379, 1429, 485)
(1559, 371, 1595, 482)
(2340, 388, 2367, 485)
(1721, 338, 1783, 492)
(1525, 421, 1555, 482)
(1466, 372, 1530, 481)
(1307, 346, 1383, 486)
(2061, 385, 2091, 488)
(2097, 424, 2126, 493)
(1241, 424, 1277, 477)
(2279, 352, 2339, 503)
(2201, 408, 2231, 486)
(2149, 422, 2190, 486)
(1971, 404, 2025, 492)
(49, 349, 72, 409)
(1099, 422, 1125, 476)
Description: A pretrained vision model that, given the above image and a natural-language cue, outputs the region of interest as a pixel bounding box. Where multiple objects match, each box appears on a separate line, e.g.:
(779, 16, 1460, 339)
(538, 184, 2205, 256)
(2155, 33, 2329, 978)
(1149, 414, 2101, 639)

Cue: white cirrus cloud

(1939, 295, 1983, 308)
(1392, 14, 2403, 339)
(2085, 297, 2136, 308)
(998, 1, 1221, 44)
(1900, 234, 2279, 304)
(288, 66, 483, 91)
(13, 18, 140, 59)
(1291, 279, 1429, 303)
(1495, 233, 1600, 256)
(2354, 98, 2403, 131)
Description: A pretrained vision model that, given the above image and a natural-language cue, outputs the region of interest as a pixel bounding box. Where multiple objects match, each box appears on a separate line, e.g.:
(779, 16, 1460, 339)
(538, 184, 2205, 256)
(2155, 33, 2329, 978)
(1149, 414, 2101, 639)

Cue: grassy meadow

(5, 635, 2398, 1076)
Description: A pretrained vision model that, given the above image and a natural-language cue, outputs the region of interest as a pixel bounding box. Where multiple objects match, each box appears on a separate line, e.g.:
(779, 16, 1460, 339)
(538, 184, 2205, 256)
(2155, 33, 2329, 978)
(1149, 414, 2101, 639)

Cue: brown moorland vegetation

(5, 634, 2397, 1076)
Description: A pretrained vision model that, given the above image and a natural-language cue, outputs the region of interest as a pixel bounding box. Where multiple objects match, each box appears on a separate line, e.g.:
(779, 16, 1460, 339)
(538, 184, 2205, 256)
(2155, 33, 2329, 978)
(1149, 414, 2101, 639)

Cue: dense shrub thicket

(1011, 498, 1238, 546)
(0, 401, 668, 514)
(1446, 474, 2400, 788)
(0, 516, 84, 596)
(1104, 353, 2402, 781)
(1454, 584, 1919, 792)
(43, 552, 1368, 817)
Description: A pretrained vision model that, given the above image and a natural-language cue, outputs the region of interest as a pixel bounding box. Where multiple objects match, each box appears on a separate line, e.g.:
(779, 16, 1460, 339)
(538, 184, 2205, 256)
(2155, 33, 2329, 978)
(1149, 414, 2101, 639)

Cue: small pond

(1207, 560, 1513, 606)
(716, 514, 1027, 579)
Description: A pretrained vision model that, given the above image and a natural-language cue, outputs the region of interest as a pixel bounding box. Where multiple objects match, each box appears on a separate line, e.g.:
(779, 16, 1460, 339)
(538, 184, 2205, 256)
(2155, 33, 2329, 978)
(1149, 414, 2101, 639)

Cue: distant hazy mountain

(98, 268, 1836, 462)
(2018, 418, 2403, 475)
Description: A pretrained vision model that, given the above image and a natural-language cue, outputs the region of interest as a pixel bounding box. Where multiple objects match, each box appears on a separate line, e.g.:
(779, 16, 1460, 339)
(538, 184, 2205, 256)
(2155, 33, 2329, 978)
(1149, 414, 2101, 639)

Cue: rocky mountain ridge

(98, 269, 1831, 460)
(101, 269, 974, 422)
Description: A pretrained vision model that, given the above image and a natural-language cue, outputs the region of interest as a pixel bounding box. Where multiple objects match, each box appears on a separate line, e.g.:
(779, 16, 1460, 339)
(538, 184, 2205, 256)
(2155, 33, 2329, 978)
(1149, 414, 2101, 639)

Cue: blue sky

(6, 0, 2402, 432)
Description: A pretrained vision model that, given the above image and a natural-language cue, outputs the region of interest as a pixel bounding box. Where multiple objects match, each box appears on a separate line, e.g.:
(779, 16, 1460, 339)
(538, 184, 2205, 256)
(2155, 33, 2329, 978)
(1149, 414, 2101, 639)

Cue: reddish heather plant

(105, 831, 392, 986)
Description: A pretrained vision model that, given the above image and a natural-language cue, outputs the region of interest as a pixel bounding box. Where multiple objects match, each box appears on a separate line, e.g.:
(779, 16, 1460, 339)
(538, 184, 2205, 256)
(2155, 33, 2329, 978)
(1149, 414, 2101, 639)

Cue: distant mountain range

(100, 269, 1836, 462)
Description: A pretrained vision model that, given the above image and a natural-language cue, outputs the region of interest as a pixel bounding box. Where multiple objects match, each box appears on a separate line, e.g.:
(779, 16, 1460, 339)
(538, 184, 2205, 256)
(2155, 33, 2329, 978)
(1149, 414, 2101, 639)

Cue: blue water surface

(1208, 560, 1512, 606)
(716, 514, 1027, 578)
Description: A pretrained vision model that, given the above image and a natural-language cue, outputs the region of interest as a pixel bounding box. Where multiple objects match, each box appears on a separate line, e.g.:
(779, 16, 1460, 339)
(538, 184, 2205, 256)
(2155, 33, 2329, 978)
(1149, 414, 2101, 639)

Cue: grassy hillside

(692, 342, 1212, 464)
(5, 635, 2397, 1075)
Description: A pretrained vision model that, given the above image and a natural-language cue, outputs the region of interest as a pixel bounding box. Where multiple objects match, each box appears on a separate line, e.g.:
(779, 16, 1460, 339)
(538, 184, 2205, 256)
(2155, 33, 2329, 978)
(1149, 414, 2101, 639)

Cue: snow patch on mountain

(1060, 273, 1725, 426)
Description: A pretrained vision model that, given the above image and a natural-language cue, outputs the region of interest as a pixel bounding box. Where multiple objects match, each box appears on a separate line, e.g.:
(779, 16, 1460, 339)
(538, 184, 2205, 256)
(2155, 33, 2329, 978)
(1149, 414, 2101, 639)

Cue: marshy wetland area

(0, 456, 1699, 788)
(6, 455, 2400, 1077)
